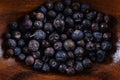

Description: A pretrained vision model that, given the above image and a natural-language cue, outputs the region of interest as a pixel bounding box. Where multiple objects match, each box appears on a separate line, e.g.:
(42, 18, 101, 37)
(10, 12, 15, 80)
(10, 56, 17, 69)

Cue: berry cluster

(4, 0, 112, 75)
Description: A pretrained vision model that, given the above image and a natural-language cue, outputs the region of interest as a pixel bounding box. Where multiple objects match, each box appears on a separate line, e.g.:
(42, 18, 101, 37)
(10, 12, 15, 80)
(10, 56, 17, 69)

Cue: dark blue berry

(82, 19, 92, 28)
(93, 32, 103, 42)
(49, 59, 59, 69)
(33, 30, 46, 40)
(77, 40, 85, 47)
(64, 8, 73, 16)
(74, 47, 84, 57)
(32, 51, 41, 59)
(42, 40, 50, 48)
(96, 50, 106, 62)
(101, 41, 112, 51)
(42, 63, 50, 72)
(44, 47, 55, 57)
(73, 12, 84, 23)
(85, 32, 94, 41)
(61, 34, 67, 41)
(34, 20, 43, 29)
(86, 11, 97, 20)
(44, 23, 54, 33)
(65, 17, 74, 27)
(54, 2, 64, 12)
(49, 33, 60, 43)
(18, 39, 25, 47)
(9, 22, 18, 30)
(58, 64, 67, 73)
(54, 41, 62, 50)
(7, 39, 16, 48)
(28, 40, 39, 51)
(82, 58, 92, 68)
(72, 30, 84, 40)
(56, 51, 67, 62)
(33, 59, 43, 70)
(18, 53, 26, 61)
(81, 3, 90, 13)
(14, 47, 21, 56)
(38, 6, 47, 14)
(66, 67, 75, 75)
(64, 39, 75, 51)
(56, 13, 65, 20)
(67, 51, 74, 59)
(48, 10, 56, 18)
(86, 42, 95, 51)
(74, 61, 84, 72)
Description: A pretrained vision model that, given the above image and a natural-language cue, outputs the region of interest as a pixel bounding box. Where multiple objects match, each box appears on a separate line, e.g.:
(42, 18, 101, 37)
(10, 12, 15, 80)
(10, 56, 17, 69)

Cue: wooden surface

(0, 0, 120, 80)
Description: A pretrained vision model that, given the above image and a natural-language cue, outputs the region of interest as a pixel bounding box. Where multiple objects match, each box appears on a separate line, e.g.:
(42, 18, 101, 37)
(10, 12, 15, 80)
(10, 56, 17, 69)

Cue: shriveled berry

(72, 30, 84, 40)
(58, 64, 67, 73)
(54, 2, 64, 12)
(7, 39, 16, 48)
(44, 23, 54, 33)
(44, 47, 55, 57)
(86, 42, 95, 51)
(56, 13, 65, 20)
(82, 58, 92, 68)
(33, 30, 46, 40)
(54, 41, 62, 50)
(14, 47, 21, 56)
(28, 40, 39, 51)
(32, 51, 41, 59)
(101, 41, 112, 51)
(34, 20, 43, 29)
(49, 59, 59, 69)
(25, 56, 35, 65)
(73, 12, 84, 23)
(64, 39, 75, 51)
(96, 50, 106, 62)
(33, 59, 43, 70)
(74, 61, 84, 72)
(93, 32, 103, 42)
(66, 67, 75, 75)
(74, 47, 84, 57)
(18, 53, 26, 61)
(56, 51, 67, 62)
(42, 63, 50, 72)
(23, 18, 33, 29)
(36, 12, 45, 21)
(49, 33, 60, 43)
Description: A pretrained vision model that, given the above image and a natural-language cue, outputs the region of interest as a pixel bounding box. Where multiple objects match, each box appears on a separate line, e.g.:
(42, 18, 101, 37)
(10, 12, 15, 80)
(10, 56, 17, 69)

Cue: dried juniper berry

(18, 53, 26, 61)
(100, 23, 109, 31)
(32, 51, 41, 59)
(96, 13, 104, 23)
(42, 56, 50, 63)
(96, 49, 106, 62)
(49, 59, 59, 69)
(101, 41, 112, 51)
(82, 58, 92, 68)
(38, 5, 47, 14)
(66, 67, 75, 75)
(33, 59, 43, 70)
(86, 42, 95, 51)
(85, 32, 94, 41)
(55, 50, 67, 62)
(66, 60, 74, 67)
(88, 52, 96, 61)
(9, 22, 18, 30)
(64, 0, 71, 6)
(77, 40, 85, 47)
(65, 17, 74, 27)
(72, 30, 84, 40)
(74, 61, 84, 72)
(7, 39, 16, 48)
(44, 47, 55, 57)
(14, 47, 21, 56)
(58, 64, 67, 73)
(23, 16, 33, 29)
(33, 30, 46, 40)
(49, 33, 60, 43)
(82, 19, 92, 28)
(103, 32, 111, 40)
(34, 20, 43, 29)
(74, 47, 84, 57)
(25, 56, 35, 65)
(53, 18, 65, 31)
(64, 7, 73, 16)
(54, 2, 64, 12)
(48, 10, 56, 18)
(18, 39, 25, 47)
(54, 41, 62, 50)
(56, 13, 65, 20)
(81, 3, 90, 13)
(44, 23, 54, 33)
(12, 31, 21, 39)
(91, 22, 100, 31)
(73, 12, 84, 23)
(86, 11, 97, 20)
(93, 32, 103, 42)
(36, 12, 45, 21)
(64, 39, 75, 51)
(42, 63, 50, 72)
(72, 2, 80, 11)
(67, 51, 74, 59)
(28, 40, 39, 51)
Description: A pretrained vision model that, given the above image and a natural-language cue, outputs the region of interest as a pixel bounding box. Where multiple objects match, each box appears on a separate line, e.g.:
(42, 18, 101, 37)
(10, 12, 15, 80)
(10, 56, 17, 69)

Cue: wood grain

(0, 0, 120, 80)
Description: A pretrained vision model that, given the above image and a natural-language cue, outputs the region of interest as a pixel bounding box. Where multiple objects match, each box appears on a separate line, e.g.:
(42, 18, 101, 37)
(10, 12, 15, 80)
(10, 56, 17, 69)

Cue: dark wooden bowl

(0, 0, 120, 80)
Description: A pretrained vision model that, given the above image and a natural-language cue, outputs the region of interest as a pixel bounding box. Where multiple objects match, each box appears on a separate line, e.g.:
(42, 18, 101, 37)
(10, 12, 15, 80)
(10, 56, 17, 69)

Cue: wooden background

(0, 0, 120, 80)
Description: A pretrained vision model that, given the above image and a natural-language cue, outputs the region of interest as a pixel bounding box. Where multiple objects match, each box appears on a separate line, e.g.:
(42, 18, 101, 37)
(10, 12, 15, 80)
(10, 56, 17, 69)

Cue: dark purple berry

(34, 20, 43, 29)
(18, 53, 26, 61)
(91, 22, 100, 31)
(74, 47, 84, 57)
(64, 8, 73, 16)
(82, 58, 92, 68)
(72, 30, 84, 40)
(54, 2, 64, 12)
(33, 30, 46, 40)
(66, 60, 74, 67)
(81, 3, 90, 13)
(44, 47, 55, 57)
(93, 32, 103, 42)
(86, 11, 97, 20)
(77, 40, 85, 47)
(42, 63, 50, 72)
(9, 22, 18, 30)
(28, 40, 39, 51)
(65, 17, 74, 27)
(58, 64, 67, 73)
(25, 56, 35, 65)
(82, 19, 91, 28)
(42, 56, 50, 63)
(33, 59, 43, 70)
(18, 39, 25, 47)
(85, 32, 94, 41)
(64, 39, 75, 51)
(44, 23, 54, 33)
(38, 6, 47, 14)
(5, 32, 11, 39)
(23, 17, 33, 29)
(86, 42, 95, 51)
(101, 41, 112, 51)
(61, 34, 67, 41)
(73, 12, 84, 23)
(48, 10, 56, 18)
(7, 39, 16, 48)
(67, 51, 74, 59)
(36, 12, 45, 21)
(72, 2, 80, 11)
(14, 47, 21, 56)
(42, 40, 50, 48)
(103, 32, 111, 40)
(56, 13, 65, 20)
(49, 59, 59, 69)
(104, 15, 110, 23)
(12, 31, 21, 39)
(32, 51, 41, 59)
(49, 33, 60, 43)
(54, 41, 62, 50)
(96, 50, 106, 62)
(74, 61, 84, 72)
(56, 51, 67, 62)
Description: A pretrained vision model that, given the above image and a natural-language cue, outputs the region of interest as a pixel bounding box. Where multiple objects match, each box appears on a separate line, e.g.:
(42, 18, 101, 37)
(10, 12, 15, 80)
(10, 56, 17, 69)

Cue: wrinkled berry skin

(64, 39, 75, 51)
(66, 67, 75, 75)
(23, 18, 33, 29)
(28, 40, 39, 51)
(49, 33, 60, 43)
(44, 47, 55, 57)
(33, 59, 43, 70)
(7, 39, 16, 48)
(33, 30, 46, 40)
(32, 51, 41, 59)
(93, 32, 103, 42)
(56, 51, 67, 62)
(73, 12, 83, 23)
(54, 41, 62, 50)
(72, 30, 84, 40)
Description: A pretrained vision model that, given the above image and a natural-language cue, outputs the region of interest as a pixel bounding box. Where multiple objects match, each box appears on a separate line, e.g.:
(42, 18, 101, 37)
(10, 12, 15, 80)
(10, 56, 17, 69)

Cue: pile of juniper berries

(4, 0, 113, 75)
